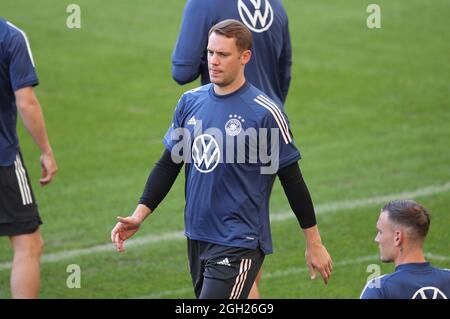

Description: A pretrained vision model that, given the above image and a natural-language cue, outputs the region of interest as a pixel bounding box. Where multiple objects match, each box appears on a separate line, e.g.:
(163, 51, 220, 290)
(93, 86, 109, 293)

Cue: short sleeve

(7, 25, 39, 91)
(259, 97, 301, 172)
(163, 94, 187, 153)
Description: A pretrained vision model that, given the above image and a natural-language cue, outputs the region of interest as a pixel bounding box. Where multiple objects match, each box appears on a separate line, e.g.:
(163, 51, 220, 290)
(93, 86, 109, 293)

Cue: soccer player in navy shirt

(111, 20, 332, 299)
(360, 200, 450, 299)
(172, 0, 291, 109)
(172, 0, 293, 297)
(0, 18, 57, 298)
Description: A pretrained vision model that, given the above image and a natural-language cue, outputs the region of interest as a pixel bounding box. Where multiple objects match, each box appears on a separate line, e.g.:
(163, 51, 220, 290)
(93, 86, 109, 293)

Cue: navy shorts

(0, 153, 42, 236)
(187, 238, 264, 299)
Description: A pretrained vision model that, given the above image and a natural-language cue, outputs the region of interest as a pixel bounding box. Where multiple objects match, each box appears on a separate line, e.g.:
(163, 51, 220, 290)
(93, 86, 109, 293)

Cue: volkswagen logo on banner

(238, 0, 274, 33)
(192, 134, 220, 173)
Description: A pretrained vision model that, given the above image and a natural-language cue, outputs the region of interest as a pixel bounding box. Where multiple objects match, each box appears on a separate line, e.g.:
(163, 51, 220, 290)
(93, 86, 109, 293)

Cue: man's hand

(110, 216, 142, 252)
(305, 242, 333, 284)
(111, 216, 141, 252)
(110, 205, 151, 252)
(39, 151, 57, 186)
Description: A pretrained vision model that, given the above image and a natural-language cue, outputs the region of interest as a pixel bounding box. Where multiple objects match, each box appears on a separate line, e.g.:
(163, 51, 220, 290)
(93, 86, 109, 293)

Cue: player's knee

(12, 232, 44, 258)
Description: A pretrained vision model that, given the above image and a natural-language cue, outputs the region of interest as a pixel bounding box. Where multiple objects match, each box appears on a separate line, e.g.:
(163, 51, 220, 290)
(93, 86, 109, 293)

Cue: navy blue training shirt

(172, 0, 292, 108)
(360, 262, 450, 299)
(0, 18, 39, 166)
(164, 82, 300, 254)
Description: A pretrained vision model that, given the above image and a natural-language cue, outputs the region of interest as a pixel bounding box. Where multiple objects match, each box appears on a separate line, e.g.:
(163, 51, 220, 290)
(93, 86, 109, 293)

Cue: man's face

(375, 211, 398, 262)
(207, 32, 249, 88)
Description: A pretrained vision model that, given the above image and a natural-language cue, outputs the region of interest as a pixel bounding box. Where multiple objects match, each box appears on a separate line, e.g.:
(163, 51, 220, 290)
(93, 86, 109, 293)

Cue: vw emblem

(192, 134, 220, 173)
(238, 0, 274, 33)
(412, 287, 447, 299)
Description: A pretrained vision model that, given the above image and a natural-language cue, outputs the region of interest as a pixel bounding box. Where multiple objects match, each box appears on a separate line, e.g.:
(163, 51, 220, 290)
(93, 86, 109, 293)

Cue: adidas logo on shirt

(217, 257, 231, 267)
(187, 116, 197, 125)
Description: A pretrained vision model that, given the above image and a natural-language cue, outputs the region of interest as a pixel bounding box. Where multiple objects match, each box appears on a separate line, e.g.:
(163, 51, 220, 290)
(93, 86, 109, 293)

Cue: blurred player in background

(172, 0, 291, 109)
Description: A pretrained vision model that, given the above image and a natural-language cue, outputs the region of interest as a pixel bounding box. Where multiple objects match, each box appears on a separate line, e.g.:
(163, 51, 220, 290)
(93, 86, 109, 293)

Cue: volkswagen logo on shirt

(192, 134, 220, 173)
(238, 0, 274, 33)
(412, 287, 447, 299)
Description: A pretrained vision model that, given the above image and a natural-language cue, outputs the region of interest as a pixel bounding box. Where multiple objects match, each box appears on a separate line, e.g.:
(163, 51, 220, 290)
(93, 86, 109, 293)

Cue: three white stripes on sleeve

(254, 95, 292, 144)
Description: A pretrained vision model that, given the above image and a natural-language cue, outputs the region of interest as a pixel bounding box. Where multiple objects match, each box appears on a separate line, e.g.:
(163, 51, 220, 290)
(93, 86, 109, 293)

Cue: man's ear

(241, 50, 251, 65)
(394, 230, 403, 247)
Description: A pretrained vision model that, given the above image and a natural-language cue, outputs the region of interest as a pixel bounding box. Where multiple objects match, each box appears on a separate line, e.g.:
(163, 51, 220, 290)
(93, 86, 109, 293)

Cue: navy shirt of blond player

(163, 82, 300, 254)
(360, 262, 450, 299)
(0, 18, 39, 166)
(172, 0, 291, 108)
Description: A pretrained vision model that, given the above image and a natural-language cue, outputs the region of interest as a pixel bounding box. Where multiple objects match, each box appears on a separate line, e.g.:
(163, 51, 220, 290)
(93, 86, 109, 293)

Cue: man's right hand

(39, 151, 57, 186)
(110, 216, 142, 252)
(111, 204, 151, 252)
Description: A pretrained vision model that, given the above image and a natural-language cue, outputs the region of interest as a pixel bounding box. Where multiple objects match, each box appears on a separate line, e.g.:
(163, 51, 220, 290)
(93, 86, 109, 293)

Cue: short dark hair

(382, 200, 430, 240)
(208, 19, 252, 52)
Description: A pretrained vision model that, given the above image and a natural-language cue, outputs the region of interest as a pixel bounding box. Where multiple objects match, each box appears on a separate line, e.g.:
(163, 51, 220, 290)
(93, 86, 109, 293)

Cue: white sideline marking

(271, 181, 450, 222)
(0, 230, 184, 271)
(135, 253, 450, 298)
(0, 181, 449, 271)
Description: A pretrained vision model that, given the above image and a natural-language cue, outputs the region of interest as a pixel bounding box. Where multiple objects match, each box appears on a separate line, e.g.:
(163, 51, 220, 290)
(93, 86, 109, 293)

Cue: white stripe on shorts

(14, 154, 33, 205)
(229, 258, 252, 299)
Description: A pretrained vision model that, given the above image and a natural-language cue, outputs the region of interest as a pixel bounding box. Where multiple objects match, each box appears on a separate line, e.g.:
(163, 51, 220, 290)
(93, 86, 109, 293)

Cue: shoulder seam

(360, 274, 387, 299)
(5, 21, 35, 67)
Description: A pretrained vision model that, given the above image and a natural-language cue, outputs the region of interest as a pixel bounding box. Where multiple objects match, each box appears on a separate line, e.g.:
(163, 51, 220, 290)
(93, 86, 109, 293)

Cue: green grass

(0, 0, 448, 298)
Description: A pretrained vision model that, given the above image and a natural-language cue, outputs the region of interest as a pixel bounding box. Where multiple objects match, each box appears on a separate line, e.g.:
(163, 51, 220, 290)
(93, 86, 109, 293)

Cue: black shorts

(0, 152, 42, 236)
(187, 238, 265, 299)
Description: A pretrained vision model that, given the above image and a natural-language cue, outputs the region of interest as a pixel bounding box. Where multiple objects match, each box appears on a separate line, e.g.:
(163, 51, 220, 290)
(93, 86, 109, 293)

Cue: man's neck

(394, 247, 426, 267)
(213, 77, 246, 96)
